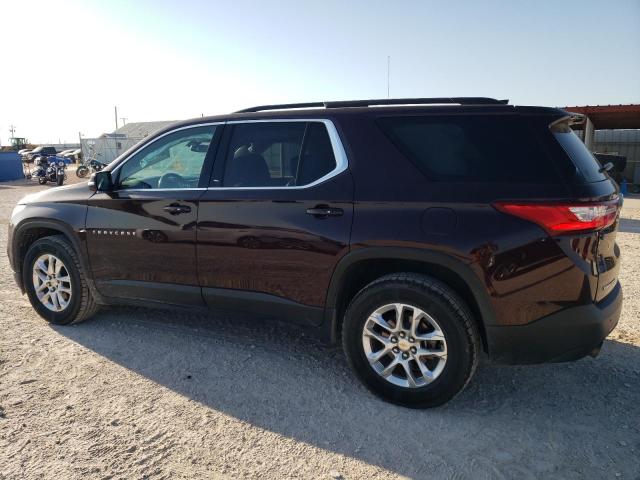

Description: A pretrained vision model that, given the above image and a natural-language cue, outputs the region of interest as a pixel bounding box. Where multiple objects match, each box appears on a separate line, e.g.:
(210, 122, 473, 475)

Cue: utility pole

(120, 117, 127, 126)
(8, 125, 17, 149)
(113, 107, 119, 155)
(387, 56, 391, 99)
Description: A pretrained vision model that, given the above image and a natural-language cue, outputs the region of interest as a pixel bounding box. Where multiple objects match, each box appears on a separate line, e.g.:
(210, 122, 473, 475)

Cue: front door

(86, 124, 221, 305)
(197, 120, 353, 325)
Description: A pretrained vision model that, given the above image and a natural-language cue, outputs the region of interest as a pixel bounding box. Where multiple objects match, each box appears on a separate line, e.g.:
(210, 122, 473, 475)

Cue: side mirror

(89, 171, 113, 192)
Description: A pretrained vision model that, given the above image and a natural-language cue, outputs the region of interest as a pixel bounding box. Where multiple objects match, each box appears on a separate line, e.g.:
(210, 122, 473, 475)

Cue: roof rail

(235, 102, 325, 113)
(235, 97, 508, 113)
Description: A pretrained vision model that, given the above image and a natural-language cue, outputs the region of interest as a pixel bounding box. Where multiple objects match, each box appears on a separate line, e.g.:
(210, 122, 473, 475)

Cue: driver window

(117, 125, 216, 190)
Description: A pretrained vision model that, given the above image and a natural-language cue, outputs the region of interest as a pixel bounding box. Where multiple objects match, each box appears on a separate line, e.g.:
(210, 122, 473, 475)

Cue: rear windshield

(551, 122, 607, 183)
(378, 115, 557, 182)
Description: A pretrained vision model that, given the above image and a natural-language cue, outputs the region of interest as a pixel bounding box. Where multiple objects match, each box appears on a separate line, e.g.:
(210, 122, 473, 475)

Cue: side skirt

(94, 280, 325, 329)
(202, 287, 323, 327)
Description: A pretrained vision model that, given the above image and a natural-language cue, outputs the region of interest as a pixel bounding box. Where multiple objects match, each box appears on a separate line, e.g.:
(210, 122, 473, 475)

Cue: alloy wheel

(361, 303, 447, 388)
(32, 254, 72, 312)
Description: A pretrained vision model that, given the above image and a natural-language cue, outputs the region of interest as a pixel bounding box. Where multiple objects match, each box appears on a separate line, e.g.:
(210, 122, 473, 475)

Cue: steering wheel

(158, 172, 184, 189)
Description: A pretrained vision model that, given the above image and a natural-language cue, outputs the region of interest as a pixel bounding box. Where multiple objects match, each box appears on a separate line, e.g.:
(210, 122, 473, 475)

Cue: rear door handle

(163, 204, 192, 215)
(306, 206, 343, 218)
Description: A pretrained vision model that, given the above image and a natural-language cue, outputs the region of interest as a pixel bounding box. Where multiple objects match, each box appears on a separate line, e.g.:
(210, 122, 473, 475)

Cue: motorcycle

(33, 155, 67, 186)
(76, 155, 106, 178)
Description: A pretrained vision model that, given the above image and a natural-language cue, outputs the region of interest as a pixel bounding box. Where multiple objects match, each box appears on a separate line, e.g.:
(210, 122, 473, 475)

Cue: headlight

(58, 161, 65, 167)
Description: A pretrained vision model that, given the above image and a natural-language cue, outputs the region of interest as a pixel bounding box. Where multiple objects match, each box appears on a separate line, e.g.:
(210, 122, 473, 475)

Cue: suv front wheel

(23, 235, 99, 325)
(342, 273, 480, 408)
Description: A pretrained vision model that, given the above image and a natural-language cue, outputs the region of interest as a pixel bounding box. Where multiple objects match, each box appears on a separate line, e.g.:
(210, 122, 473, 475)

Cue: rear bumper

(486, 282, 622, 364)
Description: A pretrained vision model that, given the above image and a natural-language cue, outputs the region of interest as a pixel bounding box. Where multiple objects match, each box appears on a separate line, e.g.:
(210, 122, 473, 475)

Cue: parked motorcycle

(33, 156, 67, 186)
(76, 155, 106, 178)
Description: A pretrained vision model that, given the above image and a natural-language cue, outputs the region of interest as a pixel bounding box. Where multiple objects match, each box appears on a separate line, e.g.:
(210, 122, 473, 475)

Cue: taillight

(493, 200, 619, 235)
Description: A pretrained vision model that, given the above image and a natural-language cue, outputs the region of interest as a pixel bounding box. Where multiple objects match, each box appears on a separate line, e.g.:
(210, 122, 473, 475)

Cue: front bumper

(486, 282, 622, 364)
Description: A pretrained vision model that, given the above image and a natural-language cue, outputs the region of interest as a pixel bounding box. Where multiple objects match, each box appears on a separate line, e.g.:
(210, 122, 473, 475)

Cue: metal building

(566, 104, 640, 189)
(81, 121, 175, 164)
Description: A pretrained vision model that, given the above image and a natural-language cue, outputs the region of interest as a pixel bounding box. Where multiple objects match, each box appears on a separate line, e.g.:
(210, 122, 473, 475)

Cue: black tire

(56, 174, 64, 186)
(38, 177, 47, 185)
(342, 273, 480, 408)
(76, 166, 89, 178)
(23, 235, 99, 325)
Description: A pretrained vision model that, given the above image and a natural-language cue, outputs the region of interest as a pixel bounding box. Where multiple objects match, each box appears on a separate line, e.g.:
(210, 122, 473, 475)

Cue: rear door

(196, 119, 353, 325)
(86, 123, 222, 305)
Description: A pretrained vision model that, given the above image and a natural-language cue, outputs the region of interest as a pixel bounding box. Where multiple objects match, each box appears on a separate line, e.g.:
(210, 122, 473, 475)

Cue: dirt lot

(1, 176, 639, 480)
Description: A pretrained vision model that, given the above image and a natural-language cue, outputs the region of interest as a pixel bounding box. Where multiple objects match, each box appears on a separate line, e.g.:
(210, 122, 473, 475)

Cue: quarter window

(551, 121, 607, 183)
(221, 122, 337, 187)
(378, 115, 556, 182)
(117, 125, 216, 190)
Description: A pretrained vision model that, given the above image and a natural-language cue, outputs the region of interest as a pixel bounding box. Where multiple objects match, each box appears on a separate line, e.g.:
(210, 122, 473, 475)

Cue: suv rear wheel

(23, 235, 99, 325)
(342, 273, 480, 408)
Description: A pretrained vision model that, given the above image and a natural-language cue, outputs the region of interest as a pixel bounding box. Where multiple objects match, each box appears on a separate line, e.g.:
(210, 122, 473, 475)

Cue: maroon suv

(8, 97, 622, 407)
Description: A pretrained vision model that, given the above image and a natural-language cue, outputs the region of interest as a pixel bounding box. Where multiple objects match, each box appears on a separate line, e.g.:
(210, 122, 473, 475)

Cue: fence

(0, 152, 23, 181)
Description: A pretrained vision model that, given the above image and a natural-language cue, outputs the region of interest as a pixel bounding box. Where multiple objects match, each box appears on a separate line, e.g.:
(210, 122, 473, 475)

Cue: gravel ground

(1, 176, 639, 480)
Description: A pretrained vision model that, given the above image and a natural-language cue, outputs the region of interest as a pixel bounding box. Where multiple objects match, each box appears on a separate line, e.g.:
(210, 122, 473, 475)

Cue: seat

(225, 153, 272, 187)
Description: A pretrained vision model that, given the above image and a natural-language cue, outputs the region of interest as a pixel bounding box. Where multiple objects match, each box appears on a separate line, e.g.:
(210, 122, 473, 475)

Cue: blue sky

(1, 0, 639, 144)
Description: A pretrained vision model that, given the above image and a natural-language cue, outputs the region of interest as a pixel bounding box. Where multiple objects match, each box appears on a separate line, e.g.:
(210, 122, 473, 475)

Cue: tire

(342, 273, 480, 408)
(56, 174, 64, 186)
(23, 235, 99, 325)
(76, 166, 89, 178)
(38, 177, 47, 185)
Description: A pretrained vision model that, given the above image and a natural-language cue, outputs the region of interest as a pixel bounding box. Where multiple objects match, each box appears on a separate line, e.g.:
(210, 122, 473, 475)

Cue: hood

(18, 182, 95, 205)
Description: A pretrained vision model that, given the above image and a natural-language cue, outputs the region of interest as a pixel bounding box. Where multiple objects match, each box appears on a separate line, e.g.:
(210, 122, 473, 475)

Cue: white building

(81, 121, 176, 164)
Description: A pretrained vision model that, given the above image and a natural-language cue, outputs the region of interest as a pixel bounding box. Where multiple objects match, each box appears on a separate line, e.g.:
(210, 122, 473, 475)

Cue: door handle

(306, 206, 343, 218)
(163, 204, 192, 215)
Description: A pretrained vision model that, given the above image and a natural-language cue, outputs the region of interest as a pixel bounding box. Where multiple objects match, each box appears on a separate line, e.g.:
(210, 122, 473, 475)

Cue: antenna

(387, 56, 391, 99)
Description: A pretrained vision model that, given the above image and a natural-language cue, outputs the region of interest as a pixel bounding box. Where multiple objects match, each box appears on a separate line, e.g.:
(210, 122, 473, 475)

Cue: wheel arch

(12, 219, 95, 296)
(323, 247, 496, 351)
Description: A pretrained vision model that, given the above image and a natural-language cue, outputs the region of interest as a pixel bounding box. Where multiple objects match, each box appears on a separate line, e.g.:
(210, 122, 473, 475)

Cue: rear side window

(551, 122, 607, 183)
(378, 115, 557, 182)
(222, 122, 337, 187)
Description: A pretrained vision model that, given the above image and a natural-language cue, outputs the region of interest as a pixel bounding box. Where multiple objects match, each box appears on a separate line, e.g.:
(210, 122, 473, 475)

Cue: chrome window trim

(211, 118, 349, 190)
(107, 118, 349, 193)
(109, 122, 224, 192)
(111, 188, 208, 193)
